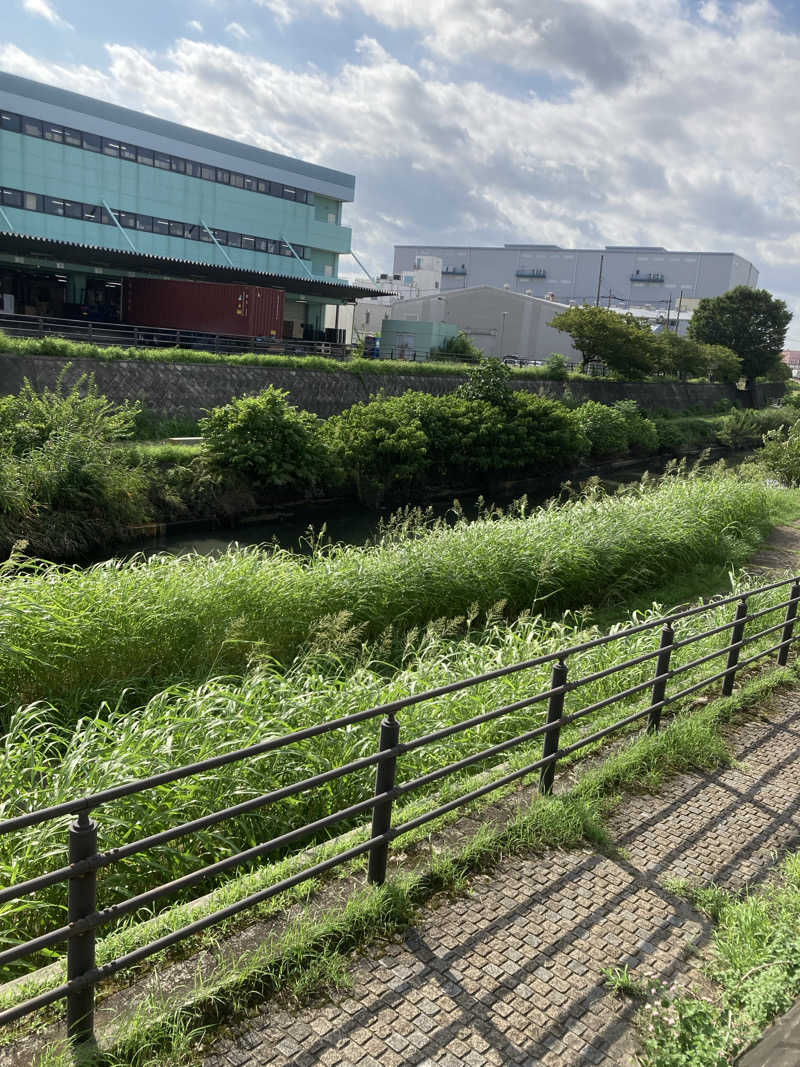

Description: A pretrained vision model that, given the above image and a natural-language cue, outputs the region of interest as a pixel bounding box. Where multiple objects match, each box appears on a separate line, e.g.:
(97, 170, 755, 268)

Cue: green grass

(0, 468, 791, 723)
(1, 568, 795, 978)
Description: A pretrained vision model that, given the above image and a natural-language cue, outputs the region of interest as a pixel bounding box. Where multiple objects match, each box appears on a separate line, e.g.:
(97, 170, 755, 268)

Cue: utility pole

(675, 289, 685, 333)
(595, 254, 604, 306)
(665, 294, 672, 331)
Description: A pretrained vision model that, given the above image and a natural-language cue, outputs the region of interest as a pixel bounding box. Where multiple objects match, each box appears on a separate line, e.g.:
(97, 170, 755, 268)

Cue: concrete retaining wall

(0, 353, 784, 419)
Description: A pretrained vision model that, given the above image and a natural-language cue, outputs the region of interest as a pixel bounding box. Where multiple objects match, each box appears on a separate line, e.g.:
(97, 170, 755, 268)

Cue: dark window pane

(200, 165, 215, 181)
(64, 200, 82, 219)
(241, 235, 255, 250)
(267, 239, 279, 254)
(280, 242, 292, 256)
(227, 232, 241, 248)
(294, 190, 306, 204)
(183, 224, 199, 240)
(99, 207, 112, 225)
(199, 227, 212, 242)
(270, 182, 283, 197)
(243, 175, 256, 191)
(170, 157, 186, 173)
(154, 152, 171, 170)
(44, 196, 65, 215)
(216, 168, 230, 184)
(153, 217, 169, 235)
(64, 127, 82, 147)
(44, 123, 64, 143)
(168, 220, 184, 237)
(212, 229, 228, 244)
(257, 179, 268, 193)
(103, 138, 120, 157)
(82, 131, 102, 152)
(23, 192, 43, 211)
(254, 237, 267, 252)
(136, 215, 153, 231)
(2, 188, 23, 208)
(186, 160, 202, 177)
(137, 147, 154, 166)
(82, 204, 99, 222)
(118, 211, 137, 229)
(1, 111, 22, 133)
(230, 172, 244, 188)
(283, 186, 296, 201)
(305, 191, 314, 205)
(120, 142, 137, 161)
(23, 117, 43, 137)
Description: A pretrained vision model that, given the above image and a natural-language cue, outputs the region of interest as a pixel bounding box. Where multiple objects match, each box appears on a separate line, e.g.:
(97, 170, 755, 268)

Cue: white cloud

(2, 1, 800, 313)
(225, 21, 250, 41)
(259, 0, 294, 25)
(187, 20, 204, 33)
(21, 0, 72, 30)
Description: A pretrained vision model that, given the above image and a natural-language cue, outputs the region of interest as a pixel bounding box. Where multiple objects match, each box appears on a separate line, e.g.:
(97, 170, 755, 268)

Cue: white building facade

(393, 245, 758, 310)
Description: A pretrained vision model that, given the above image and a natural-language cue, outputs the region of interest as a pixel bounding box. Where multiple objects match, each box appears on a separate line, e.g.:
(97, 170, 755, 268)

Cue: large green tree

(549, 305, 656, 379)
(687, 286, 791, 385)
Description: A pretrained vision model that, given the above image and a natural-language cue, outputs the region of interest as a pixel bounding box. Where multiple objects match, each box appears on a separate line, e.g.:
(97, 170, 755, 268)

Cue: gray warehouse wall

(0, 352, 784, 419)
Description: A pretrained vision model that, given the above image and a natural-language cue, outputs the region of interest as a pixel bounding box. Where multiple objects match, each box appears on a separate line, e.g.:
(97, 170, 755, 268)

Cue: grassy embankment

(1, 470, 798, 977)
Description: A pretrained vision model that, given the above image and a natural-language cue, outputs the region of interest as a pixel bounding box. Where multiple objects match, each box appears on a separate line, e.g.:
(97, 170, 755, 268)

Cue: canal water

(133, 449, 746, 560)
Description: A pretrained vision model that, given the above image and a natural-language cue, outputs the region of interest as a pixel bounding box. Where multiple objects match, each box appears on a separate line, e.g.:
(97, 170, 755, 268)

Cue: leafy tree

(650, 332, 708, 378)
(687, 286, 791, 385)
(549, 305, 655, 379)
(702, 343, 742, 384)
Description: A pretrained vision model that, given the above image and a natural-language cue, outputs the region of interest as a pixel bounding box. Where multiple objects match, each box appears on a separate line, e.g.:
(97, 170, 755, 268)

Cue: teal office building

(0, 70, 378, 338)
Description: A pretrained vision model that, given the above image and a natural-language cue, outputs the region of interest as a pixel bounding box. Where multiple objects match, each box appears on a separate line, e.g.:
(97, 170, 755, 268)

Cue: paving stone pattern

(204, 696, 800, 1067)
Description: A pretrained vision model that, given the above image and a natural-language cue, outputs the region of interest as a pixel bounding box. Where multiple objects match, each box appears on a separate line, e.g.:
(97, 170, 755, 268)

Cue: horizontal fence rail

(2, 574, 800, 1047)
(0, 312, 350, 359)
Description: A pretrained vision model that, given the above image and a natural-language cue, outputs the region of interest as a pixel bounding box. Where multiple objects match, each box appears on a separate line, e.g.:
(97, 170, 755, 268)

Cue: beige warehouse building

(388, 286, 581, 363)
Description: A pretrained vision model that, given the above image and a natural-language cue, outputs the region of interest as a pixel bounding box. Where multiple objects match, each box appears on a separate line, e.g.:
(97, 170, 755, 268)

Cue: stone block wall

(0, 352, 784, 420)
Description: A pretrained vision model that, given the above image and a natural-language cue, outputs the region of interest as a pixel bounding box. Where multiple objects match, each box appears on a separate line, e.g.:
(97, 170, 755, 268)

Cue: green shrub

(458, 357, 514, 407)
(755, 424, 800, 485)
(613, 400, 659, 454)
(716, 407, 796, 449)
(653, 419, 685, 453)
(570, 401, 630, 456)
(430, 332, 482, 363)
(0, 370, 138, 455)
(322, 394, 430, 502)
(543, 353, 570, 380)
(200, 387, 329, 487)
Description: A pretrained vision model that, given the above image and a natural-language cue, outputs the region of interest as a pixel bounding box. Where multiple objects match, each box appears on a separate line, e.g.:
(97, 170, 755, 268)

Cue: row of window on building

(0, 185, 310, 259)
(0, 109, 317, 206)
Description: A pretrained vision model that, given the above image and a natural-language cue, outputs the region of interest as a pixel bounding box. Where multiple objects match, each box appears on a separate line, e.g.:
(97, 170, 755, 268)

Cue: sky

(3, 0, 800, 343)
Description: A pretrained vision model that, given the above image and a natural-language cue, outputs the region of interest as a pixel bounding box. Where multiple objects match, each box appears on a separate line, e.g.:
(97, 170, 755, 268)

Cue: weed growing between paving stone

(631, 849, 800, 1065)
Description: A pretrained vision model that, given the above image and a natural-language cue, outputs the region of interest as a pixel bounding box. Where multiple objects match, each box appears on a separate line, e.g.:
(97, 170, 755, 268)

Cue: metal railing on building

(0, 313, 350, 360)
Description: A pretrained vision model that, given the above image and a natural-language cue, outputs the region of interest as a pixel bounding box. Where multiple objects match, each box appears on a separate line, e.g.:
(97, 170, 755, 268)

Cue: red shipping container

(124, 278, 285, 337)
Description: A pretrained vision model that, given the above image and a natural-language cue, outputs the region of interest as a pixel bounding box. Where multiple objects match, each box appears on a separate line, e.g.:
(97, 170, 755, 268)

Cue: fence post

(647, 622, 674, 733)
(368, 714, 400, 886)
(66, 809, 98, 1048)
(778, 581, 800, 666)
(722, 598, 749, 697)
(539, 659, 568, 795)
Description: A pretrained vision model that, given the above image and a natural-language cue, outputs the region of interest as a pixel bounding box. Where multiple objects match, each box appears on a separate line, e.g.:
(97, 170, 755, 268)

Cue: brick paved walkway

(203, 694, 800, 1067)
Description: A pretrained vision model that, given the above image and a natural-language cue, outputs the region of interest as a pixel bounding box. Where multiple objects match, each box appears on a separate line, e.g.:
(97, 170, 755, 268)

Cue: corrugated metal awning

(0, 232, 387, 300)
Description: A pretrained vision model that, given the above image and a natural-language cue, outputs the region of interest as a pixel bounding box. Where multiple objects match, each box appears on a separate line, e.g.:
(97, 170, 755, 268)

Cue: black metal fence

(2, 574, 800, 1048)
(0, 312, 350, 359)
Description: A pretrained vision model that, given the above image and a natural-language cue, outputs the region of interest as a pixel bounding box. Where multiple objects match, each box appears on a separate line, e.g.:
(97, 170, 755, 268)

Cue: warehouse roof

(0, 232, 386, 300)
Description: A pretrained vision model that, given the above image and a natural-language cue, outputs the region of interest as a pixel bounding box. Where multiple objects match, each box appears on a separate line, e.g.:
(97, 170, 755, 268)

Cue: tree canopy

(687, 286, 791, 384)
(549, 305, 655, 379)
